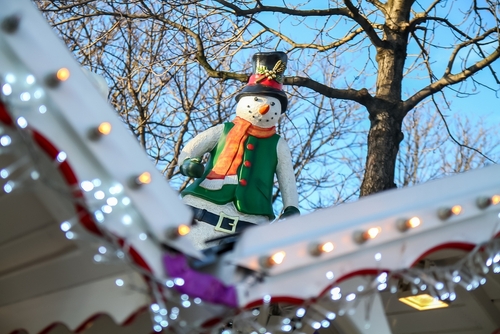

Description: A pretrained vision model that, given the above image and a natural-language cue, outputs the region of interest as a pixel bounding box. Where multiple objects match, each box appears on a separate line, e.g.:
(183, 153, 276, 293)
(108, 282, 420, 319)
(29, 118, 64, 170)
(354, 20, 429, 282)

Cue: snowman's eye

(254, 97, 258, 101)
(271, 102, 275, 106)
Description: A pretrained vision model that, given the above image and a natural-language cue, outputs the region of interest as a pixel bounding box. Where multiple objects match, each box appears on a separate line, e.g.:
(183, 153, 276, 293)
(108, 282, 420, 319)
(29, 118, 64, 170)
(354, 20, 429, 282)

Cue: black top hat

(235, 51, 288, 113)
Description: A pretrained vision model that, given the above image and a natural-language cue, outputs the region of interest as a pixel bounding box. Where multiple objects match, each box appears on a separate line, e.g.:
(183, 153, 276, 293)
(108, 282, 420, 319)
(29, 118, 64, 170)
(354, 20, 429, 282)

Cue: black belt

(188, 206, 256, 234)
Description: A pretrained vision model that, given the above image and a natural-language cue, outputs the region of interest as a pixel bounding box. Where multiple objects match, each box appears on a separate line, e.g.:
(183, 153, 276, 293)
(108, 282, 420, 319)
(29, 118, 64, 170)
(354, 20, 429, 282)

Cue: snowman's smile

(248, 105, 277, 123)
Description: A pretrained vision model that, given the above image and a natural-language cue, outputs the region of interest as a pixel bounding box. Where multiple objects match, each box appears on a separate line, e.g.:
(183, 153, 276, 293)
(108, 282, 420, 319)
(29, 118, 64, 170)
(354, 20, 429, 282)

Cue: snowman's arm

(178, 124, 224, 164)
(276, 137, 299, 210)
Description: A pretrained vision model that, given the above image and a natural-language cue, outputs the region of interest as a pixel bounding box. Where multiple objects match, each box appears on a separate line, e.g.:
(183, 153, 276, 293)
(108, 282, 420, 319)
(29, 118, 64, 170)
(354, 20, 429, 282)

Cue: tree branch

(430, 95, 496, 164)
(343, 0, 386, 48)
(424, 0, 441, 15)
(36, 0, 96, 12)
(284, 76, 373, 106)
(408, 16, 471, 37)
(404, 46, 500, 112)
(444, 28, 499, 78)
(213, 0, 351, 17)
(251, 17, 365, 51)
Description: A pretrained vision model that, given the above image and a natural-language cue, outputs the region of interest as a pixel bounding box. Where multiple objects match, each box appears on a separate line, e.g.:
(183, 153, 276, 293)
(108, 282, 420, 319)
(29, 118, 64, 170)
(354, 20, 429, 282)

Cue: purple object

(163, 253, 238, 308)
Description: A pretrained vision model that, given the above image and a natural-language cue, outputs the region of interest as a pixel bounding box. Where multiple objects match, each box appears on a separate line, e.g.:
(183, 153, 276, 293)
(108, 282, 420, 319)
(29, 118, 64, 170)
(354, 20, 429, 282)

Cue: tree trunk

(359, 0, 412, 196)
(360, 107, 404, 196)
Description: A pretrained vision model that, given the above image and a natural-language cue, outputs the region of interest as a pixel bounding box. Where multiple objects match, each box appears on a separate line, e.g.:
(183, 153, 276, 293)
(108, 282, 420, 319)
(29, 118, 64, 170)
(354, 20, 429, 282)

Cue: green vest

(181, 122, 280, 219)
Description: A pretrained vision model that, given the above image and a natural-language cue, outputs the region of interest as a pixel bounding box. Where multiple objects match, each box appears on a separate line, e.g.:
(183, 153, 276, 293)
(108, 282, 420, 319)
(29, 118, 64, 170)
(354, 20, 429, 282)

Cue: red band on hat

(248, 74, 283, 90)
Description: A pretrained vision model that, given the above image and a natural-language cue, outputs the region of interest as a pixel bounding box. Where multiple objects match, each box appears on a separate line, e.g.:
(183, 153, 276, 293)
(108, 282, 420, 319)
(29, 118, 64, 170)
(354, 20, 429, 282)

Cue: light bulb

(320, 241, 334, 252)
(451, 205, 462, 215)
(166, 224, 191, 239)
(26, 75, 35, 85)
(260, 251, 286, 268)
(94, 210, 104, 223)
(397, 217, 421, 232)
(94, 190, 105, 200)
(1, 83, 12, 96)
(60, 221, 71, 232)
(331, 287, 342, 300)
(438, 205, 462, 220)
(88, 122, 112, 140)
(122, 215, 132, 225)
(3, 181, 14, 193)
(5, 73, 15, 83)
(479, 195, 500, 208)
(56, 68, 70, 81)
(109, 183, 123, 194)
(100, 205, 114, 217)
(309, 241, 334, 256)
(106, 197, 118, 206)
(17, 117, 28, 128)
(296, 308, 306, 317)
(366, 227, 381, 238)
(137, 172, 151, 184)
(178, 224, 190, 236)
(46, 67, 71, 87)
(130, 172, 151, 187)
(353, 227, 381, 244)
(492, 195, 500, 205)
(80, 180, 94, 192)
(0, 135, 11, 146)
(98, 122, 111, 134)
(270, 251, 286, 264)
(19, 92, 30, 101)
(56, 151, 67, 162)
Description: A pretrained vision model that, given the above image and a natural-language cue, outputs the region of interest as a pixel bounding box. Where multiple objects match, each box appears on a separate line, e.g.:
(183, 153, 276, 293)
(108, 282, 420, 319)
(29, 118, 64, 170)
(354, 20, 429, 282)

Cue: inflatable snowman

(178, 52, 299, 249)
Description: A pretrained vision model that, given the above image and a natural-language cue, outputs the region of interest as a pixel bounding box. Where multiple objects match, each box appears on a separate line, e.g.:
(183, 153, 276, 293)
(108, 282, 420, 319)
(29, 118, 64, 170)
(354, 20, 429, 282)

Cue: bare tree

(34, 0, 500, 205)
(396, 104, 500, 187)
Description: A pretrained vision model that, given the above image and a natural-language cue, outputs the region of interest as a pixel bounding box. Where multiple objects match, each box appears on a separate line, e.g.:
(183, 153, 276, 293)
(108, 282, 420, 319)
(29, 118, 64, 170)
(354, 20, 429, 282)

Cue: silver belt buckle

(214, 212, 239, 234)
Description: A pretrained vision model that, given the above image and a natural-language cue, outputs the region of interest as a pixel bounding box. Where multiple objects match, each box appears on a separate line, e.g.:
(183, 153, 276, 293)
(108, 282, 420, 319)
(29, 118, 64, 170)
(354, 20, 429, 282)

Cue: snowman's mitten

(279, 206, 300, 219)
(180, 158, 205, 178)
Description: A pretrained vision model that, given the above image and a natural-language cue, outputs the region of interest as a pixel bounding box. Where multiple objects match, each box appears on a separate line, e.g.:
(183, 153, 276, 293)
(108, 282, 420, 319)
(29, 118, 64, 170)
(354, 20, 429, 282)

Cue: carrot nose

(259, 104, 270, 115)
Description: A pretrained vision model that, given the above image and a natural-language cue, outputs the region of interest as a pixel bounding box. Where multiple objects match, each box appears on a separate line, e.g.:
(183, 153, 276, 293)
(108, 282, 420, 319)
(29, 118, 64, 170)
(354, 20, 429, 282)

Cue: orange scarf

(207, 117, 276, 180)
